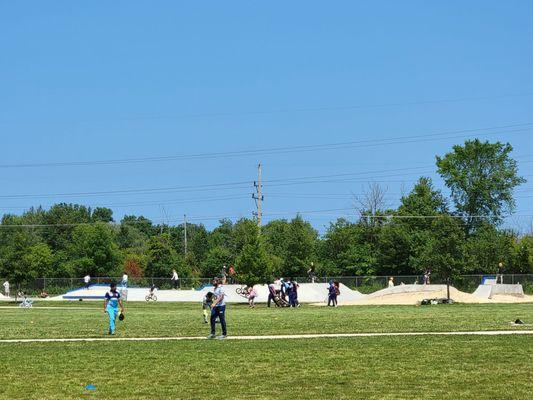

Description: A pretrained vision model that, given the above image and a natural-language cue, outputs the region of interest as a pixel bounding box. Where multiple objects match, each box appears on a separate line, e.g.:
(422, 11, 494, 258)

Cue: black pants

(210, 305, 227, 335)
(267, 293, 275, 307)
(172, 279, 178, 289)
(328, 294, 337, 306)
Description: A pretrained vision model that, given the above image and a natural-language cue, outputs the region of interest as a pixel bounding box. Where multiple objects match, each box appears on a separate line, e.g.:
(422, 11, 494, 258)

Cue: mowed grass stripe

(1, 329, 533, 343)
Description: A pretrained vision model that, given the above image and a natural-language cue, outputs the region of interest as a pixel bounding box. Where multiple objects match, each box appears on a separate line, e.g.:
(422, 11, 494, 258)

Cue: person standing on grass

(327, 280, 339, 307)
(267, 281, 276, 308)
(208, 278, 227, 339)
(247, 285, 257, 308)
(3, 280, 9, 297)
(171, 269, 179, 289)
(202, 291, 214, 323)
(84, 274, 91, 290)
(104, 282, 124, 335)
(288, 278, 300, 307)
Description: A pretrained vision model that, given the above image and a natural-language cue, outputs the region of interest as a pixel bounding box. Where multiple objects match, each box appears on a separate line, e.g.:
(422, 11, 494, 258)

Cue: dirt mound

(336, 285, 533, 306)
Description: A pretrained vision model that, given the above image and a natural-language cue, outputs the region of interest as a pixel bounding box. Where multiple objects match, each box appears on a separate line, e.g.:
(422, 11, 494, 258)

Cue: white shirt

(122, 274, 128, 282)
(171, 271, 179, 280)
(84, 275, 90, 283)
(3, 281, 9, 290)
(214, 285, 226, 306)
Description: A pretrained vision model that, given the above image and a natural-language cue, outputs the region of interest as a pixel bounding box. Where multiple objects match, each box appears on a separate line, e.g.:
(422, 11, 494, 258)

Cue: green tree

(464, 223, 515, 274)
(436, 140, 526, 231)
(202, 246, 233, 278)
(418, 216, 466, 286)
(321, 218, 374, 275)
(235, 233, 274, 285)
(145, 234, 181, 277)
(68, 223, 122, 277)
(92, 207, 114, 222)
(282, 215, 318, 277)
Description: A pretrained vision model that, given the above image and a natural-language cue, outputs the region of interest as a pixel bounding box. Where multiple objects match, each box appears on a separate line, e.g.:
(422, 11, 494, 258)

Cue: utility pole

(252, 163, 264, 227)
(183, 214, 188, 255)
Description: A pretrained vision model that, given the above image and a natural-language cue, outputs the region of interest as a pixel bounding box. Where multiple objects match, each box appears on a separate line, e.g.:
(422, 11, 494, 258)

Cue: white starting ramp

(473, 284, 524, 299)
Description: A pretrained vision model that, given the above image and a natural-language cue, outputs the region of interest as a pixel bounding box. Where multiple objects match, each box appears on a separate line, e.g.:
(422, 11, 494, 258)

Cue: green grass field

(1, 302, 532, 399)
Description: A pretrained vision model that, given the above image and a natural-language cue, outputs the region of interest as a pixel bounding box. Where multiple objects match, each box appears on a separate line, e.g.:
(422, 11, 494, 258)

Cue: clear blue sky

(1, 1, 532, 233)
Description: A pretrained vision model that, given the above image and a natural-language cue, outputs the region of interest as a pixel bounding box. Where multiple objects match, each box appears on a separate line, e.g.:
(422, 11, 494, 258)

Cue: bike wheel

(152, 295, 157, 301)
(145, 295, 150, 302)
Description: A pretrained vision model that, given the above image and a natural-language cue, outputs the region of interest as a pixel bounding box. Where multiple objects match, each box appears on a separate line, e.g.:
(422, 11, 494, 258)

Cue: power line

(2, 92, 533, 125)
(0, 123, 532, 169)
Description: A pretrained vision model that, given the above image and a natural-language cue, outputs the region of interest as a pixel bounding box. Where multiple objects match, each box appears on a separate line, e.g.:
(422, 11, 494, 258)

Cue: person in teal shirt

(104, 282, 124, 335)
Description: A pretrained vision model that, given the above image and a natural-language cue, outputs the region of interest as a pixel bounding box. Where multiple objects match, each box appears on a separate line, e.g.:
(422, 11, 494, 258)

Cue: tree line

(0, 139, 531, 285)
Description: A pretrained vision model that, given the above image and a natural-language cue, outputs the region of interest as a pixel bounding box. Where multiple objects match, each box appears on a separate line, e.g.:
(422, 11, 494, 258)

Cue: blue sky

(1, 1, 532, 233)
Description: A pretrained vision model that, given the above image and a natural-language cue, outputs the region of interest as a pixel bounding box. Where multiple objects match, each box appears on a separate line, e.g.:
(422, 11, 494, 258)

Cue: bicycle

(145, 292, 157, 302)
(235, 285, 249, 298)
(19, 297, 33, 308)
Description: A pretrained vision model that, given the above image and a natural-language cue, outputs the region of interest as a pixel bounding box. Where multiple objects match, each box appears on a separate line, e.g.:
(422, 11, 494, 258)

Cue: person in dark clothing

(288, 278, 300, 307)
(207, 279, 227, 339)
(327, 280, 339, 307)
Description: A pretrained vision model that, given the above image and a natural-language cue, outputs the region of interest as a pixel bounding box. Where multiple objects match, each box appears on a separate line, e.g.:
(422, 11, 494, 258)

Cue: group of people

(267, 278, 300, 307)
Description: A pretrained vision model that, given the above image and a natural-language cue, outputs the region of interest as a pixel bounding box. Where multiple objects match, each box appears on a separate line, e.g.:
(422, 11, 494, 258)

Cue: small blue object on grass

(85, 384, 96, 391)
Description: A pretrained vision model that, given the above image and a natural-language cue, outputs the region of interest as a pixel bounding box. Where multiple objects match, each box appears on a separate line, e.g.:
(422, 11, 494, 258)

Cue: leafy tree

(42, 203, 92, 250)
(92, 207, 114, 222)
(202, 246, 233, 278)
(436, 140, 526, 231)
(464, 223, 515, 274)
(21, 243, 55, 279)
(282, 215, 318, 277)
(418, 216, 466, 288)
(235, 234, 274, 285)
(145, 234, 181, 277)
(513, 235, 532, 273)
(321, 218, 374, 275)
(262, 219, 290, 260)
(68, 223, 122, 277)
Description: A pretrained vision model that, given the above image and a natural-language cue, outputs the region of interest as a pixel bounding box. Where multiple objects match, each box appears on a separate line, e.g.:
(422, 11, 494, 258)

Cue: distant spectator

(228, 265, 236, 283)
(121, 273, 128, 288)
(497, 262, 504, 284)
(388, 277, 394, 288)
(39, 290, 49, 298)
(84, 275, 91, 290)
(220, 265, 227, 284)
(3, 280, 10, 297)
(247, 285, 257, 308)
(171, 269, 179, 289)
(307, 263, 317, 283)
(423, 269, 431, 285)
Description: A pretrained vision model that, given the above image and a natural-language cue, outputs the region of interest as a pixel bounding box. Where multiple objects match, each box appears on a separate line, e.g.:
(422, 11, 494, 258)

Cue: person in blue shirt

(207, 278, 227, 339)
(104, 282, 124, 335)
